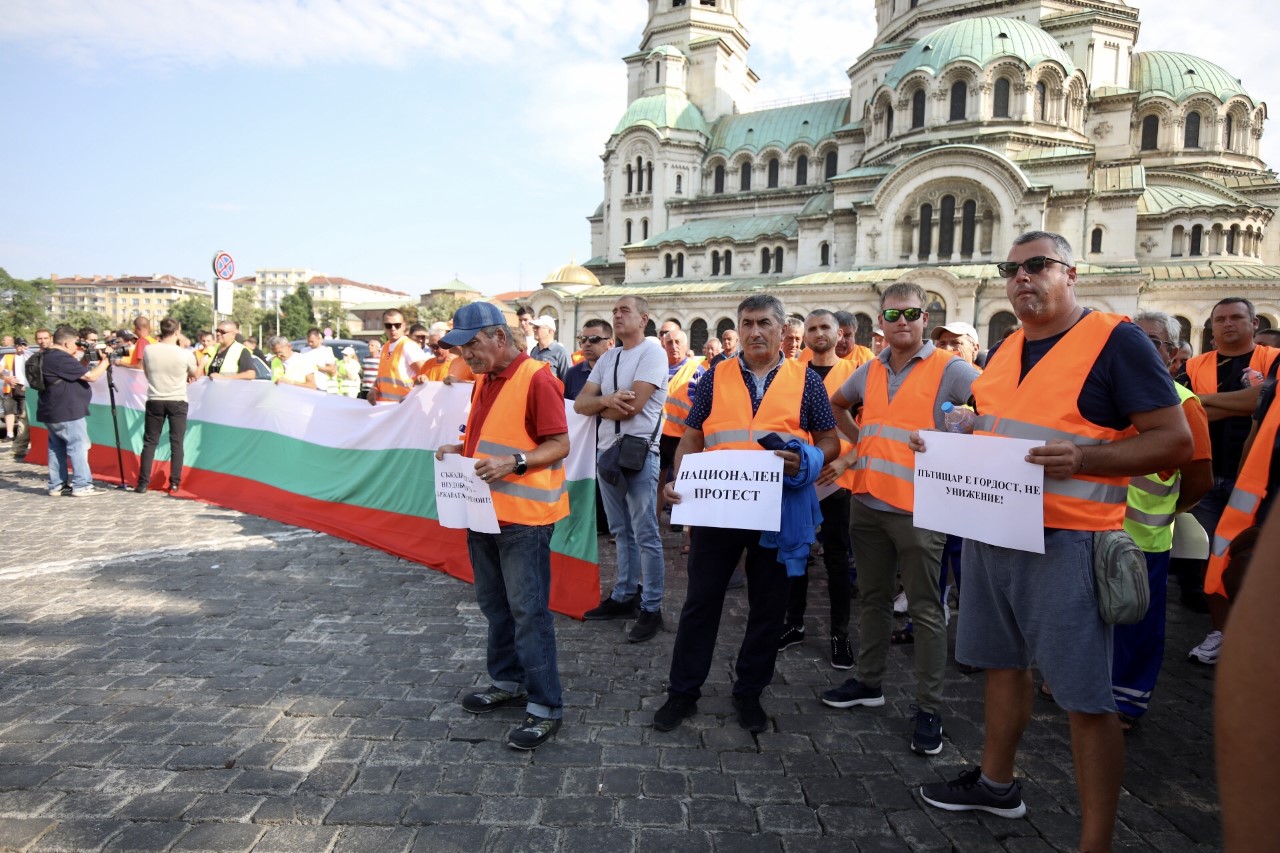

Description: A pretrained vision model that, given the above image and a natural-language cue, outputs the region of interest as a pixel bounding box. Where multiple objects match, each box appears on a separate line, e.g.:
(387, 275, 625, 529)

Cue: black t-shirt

(36, 349, 92, 424)
(807, 363, 834, 381)
(1178, 350, 1256, 476)
(984, 311, 1179, 430)
(208, 346, 253, 376)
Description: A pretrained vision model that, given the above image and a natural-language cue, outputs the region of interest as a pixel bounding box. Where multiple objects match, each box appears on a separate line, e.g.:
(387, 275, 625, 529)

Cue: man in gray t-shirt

(137, 317, 198, 494)
(574, 296, 669, 641)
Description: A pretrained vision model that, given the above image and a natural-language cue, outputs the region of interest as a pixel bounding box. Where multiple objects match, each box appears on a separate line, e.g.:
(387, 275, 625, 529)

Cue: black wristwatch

(512, 453, 528, 476)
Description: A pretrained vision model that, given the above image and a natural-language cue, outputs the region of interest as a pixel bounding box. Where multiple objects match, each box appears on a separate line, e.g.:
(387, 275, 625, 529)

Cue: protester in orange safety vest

(434, 301, 569, 751)
(368, 309, 428, 405)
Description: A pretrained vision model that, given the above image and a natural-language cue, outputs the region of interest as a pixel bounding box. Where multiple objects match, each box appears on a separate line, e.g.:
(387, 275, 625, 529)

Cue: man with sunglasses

(416, 324, 457, 383)
(562, 320, 613, 401)
(823, 283, 980, 756)
(205, 321, 255, 380)
(918, 232, 1191, 853)
(368, 309, 428, 405)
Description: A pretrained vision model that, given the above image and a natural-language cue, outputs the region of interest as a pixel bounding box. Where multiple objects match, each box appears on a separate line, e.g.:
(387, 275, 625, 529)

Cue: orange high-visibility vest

(418, 354, 454, 383)
(1204, 390, 1280, 597)
(851, 349, 953, 511)
(815, 358, 857, 490)
(374, 337, 415, 403)
(1, 353, 14, 394)
(702, 357, 808, 450)
(971, 312, 1133, 530)
(1184, 346, 1279, 394)
(662, 356, 705, 438)
(470, 357, 569, 526)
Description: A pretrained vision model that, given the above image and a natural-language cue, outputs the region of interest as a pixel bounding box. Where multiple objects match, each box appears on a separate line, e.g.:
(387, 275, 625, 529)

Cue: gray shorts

(956, 530, 1115, 714)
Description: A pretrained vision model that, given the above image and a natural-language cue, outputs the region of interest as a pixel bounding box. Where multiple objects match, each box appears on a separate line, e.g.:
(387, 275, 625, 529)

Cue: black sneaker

(653, 694, 697, 731)
(507, 714, 561, 750)
(733, 694, 768, 733)
(910, 705, 943, 755)
(583, 595, 639, 620)
(821, 678, 885, 709)
(778, 623, 805, 651)
(920, 767, 1026, 818)
(830, 634, 854, 670)
(461, 686, 527, 714)
(628, 609, 663, 643)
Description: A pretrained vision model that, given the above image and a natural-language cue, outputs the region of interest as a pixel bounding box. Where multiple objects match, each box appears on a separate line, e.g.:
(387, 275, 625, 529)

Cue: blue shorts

(956, 530, 1115, 714)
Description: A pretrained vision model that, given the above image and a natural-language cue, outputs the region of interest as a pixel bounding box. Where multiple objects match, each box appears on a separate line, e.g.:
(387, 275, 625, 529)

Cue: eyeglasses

(995, 256, 1072, 278)
(1147, 335, 1176, 350)
(881, 307, 923, 323)
(384, 322, 403, 330)
(577, 335, 607, 345)
(218, 329, 235, 336)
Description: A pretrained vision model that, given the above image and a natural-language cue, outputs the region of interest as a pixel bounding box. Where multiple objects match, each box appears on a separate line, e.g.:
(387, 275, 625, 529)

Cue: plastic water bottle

(941, 401, 976, 434)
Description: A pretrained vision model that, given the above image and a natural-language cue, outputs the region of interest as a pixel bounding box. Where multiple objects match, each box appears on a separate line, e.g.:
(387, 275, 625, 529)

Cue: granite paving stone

(0, 452, 1224, 850)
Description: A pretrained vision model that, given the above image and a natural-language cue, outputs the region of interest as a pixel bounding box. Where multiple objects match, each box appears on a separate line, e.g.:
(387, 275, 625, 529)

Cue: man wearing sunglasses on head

(562, 320, 613, 401)
(368, 309, 428, 405)
(916, 232, 1191, 853)
(823, 282, 980, 757)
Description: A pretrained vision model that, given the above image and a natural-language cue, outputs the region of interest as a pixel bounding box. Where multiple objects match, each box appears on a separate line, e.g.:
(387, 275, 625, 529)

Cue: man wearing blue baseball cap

(435, 302, 571, 750)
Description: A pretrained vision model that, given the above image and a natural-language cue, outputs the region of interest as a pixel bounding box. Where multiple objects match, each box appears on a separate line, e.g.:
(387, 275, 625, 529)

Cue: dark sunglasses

(881, 307, 923, 323)
(384, 322, 403, 330)
(995, 256, 1072, 278)
(577, 335, 607, 345)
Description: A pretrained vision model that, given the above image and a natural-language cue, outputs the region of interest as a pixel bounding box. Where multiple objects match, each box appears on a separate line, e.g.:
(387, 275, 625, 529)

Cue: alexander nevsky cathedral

(528, 0, 1276, 353)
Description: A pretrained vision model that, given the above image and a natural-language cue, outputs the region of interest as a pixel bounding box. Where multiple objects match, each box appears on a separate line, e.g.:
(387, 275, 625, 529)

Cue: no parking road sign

(212, 251, 235, 281)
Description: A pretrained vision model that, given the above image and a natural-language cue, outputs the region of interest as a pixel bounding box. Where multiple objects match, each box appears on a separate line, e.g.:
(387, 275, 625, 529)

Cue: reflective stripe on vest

(971, 311, 1132, 530)
(851, 349, 953, 512)
(470, 358, 569, 526)
(662, 356, 704, 437)
(375, 337, 414, 403)
(1124, 384, 1194, 551)
(702, 357, 808, 450)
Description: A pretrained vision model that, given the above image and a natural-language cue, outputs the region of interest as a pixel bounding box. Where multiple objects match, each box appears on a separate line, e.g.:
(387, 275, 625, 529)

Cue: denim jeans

(597, 447, 665, 611)
(467, 524, 563, 719)
(137, 400, 189, 490)
(47, 418, 92, 493)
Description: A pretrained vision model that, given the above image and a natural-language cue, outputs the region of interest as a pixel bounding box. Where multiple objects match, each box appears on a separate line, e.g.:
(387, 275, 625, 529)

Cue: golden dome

(542, 261, 600, 292)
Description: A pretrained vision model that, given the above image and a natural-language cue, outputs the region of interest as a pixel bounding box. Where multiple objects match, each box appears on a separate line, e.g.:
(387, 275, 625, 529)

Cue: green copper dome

(884, 17, 1074, 88)
(614, 93, 709, 137)
(1131, 51, 1249, 103)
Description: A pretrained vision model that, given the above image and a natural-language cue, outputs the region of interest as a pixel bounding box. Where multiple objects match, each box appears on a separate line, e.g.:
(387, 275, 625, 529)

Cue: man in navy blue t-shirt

(39, 325, 112, 496)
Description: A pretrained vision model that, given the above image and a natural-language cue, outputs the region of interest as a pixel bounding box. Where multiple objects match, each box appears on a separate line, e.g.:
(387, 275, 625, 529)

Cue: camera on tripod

(79, 340, 130, 363)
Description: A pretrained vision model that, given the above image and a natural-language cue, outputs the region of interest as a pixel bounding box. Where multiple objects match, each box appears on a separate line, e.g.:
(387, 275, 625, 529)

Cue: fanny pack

(1092, 529, 1150, 625)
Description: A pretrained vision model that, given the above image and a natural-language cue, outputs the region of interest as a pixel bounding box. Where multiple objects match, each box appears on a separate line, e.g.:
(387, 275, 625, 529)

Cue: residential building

(49, 274, 210, 328)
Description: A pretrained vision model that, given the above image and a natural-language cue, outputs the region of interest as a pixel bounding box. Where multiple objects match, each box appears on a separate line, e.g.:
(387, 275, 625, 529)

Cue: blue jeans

(597, 447, 665, 612)
(47, 418, 92, 493)
(467, 524, 563, 719)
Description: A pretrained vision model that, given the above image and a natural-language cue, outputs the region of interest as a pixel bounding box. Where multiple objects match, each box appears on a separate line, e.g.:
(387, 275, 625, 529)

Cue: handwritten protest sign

(435, 454, 501, 534)
(913, 431, 1046, 553)
(670, 450, 784, 532)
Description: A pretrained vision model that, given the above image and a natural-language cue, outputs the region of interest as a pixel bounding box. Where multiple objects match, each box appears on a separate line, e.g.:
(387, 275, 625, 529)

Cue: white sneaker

(893, 590, 909, 617)
(1188, 630, 1223, 665)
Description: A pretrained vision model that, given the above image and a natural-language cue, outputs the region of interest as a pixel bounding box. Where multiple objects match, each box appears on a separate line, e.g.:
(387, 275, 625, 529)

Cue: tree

(278, 284, 317, 341)
(419, 295, 473, 326)
(58, 310, 115, 335)
(313, 299, 352, 338)
(168, 295, 214, 335)
(396, 302, 420, 327)
(231, 284, 267, 336)
(0, 268, 51, 337)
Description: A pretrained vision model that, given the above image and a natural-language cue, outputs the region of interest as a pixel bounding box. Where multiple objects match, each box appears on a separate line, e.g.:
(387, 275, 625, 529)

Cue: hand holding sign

(669, 450, 785, 532)
(435, 453, 501, 534)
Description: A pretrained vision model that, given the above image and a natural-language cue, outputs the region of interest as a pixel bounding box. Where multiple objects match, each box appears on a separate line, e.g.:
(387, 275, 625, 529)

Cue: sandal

(890, 627, 915, 645)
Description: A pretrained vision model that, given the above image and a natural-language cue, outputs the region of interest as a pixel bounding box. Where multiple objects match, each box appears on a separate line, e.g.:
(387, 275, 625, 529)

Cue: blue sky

(2, 1, 1277, 299)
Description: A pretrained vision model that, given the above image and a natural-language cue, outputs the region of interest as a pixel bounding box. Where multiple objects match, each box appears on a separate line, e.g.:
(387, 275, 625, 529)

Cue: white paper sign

(434, 454, 501, 534)
(670, 449, 785, 532)
(912, 431, 1046, 553)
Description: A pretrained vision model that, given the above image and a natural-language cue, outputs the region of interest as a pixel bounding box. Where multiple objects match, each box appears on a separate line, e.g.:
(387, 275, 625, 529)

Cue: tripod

(102, 359, 128, 490)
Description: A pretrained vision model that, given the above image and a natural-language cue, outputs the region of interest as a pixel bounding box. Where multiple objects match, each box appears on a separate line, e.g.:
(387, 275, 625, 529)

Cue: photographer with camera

(40, 325, 112, 497)
(135, 317, 197, 495)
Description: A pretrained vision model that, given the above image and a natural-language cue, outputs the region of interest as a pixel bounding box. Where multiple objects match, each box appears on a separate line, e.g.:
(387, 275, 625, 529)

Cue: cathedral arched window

(949, 81, 967, 121)
(1224, 114, 1235, 151)
(647, 162, 654, 192)
(690, 319, 708, 350)
(1035, 82, 1047, 121)
(1228, 225, 1239, 254)
(672, 0, 686, 6)
(796, 155, 808, 186)
(1091, 227, 1103, 254)
(825, 150, 838, 179)
(675, 174, 683, 194)
(988, 311, 1017, 347)
(1190, 225, 1204, 256)
(1172, 225, 1185, 256)
(1184, 112, 1201, 149)
(665, 253, 674, 278)
(820, 242, 830, 266)
(1141, 116, 1159, 151)
(918, 203, 933, 259)
(911, 89, 926, 128)
(723, 250, 732, 274)
(938, 196, 956, 257)
(626, 164, 633, 194)
(655, 63, 660, 84)
(993, 78, 1011, 118)
(961, 200, 977, 256)
(885, 106, 895, 138)
(773, 247, 783, 273)
(711, 251, 721, 276)
(767, 158, 779, 188)
(625, 220, 633, 244)
(760, 248, 771, 274)
(636, 156, 644, 192)
(714, 165, 725, 194)
(677, 253, 685, 277)
(740, 161, 752, 191)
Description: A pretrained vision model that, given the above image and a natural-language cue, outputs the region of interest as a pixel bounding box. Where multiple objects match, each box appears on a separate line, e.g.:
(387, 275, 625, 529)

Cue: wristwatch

(512, 452, 528, 476)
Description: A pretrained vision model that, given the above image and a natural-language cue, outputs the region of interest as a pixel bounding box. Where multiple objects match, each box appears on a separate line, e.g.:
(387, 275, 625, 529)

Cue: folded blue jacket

(760, 438, 825, 577)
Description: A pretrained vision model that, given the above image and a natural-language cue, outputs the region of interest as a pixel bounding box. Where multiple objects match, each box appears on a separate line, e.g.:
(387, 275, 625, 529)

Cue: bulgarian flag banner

(24, 370, 601, 618)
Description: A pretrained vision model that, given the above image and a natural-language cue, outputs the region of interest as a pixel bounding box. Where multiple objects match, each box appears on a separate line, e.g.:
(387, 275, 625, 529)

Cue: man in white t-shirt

(137, 317, 199, 494)
(301, 327, 338, 393)
(574, 295, 669, 642)
(269, 337, 317, 389)
(368, 309, 428, 404)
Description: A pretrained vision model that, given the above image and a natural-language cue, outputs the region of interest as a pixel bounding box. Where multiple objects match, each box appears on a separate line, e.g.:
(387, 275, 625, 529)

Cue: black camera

(78, 341, 130, 363)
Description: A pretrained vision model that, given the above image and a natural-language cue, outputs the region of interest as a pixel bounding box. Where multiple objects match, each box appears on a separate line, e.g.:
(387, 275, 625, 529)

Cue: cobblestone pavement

(0, 451, 1221, 851)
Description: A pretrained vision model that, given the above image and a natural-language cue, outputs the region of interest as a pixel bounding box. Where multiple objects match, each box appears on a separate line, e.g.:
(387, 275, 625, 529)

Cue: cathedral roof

(635, 214, 799, 248)
(707, 98, 849, 155)
(1131, 51, 1250, 103)
(542, 262, 601, 289)
(883, 17, 1074, 88)
(1138, 179, 1260, 215)
(614, 93, 710, 136)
